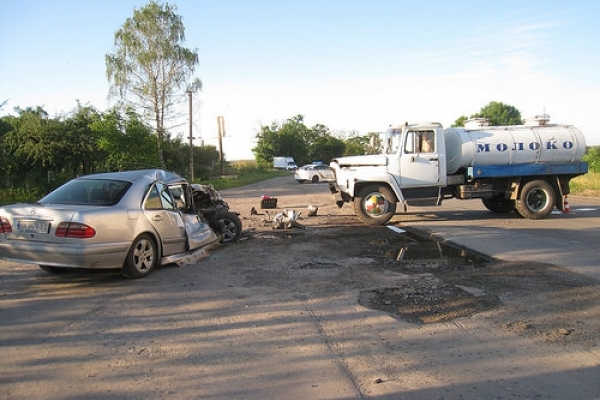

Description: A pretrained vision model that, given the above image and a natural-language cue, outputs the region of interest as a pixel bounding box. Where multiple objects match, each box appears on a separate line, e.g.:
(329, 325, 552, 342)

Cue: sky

(2, 0, 600, 160)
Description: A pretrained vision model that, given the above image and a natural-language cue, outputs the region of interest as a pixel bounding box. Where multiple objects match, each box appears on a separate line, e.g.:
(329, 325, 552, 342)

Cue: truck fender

(354, 176, 406, 205)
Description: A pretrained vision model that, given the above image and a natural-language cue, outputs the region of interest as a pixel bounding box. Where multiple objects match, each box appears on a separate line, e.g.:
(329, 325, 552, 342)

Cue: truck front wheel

(515, 180, 555, 219)
(354, 185, 397, 225)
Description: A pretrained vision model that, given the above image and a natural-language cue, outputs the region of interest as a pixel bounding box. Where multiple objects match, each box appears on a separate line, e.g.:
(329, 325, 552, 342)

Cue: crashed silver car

(0, 169, 227, 278)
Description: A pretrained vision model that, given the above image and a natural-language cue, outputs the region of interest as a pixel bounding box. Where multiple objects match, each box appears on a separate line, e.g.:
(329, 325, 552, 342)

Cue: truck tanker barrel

(444, 117, 587, 175)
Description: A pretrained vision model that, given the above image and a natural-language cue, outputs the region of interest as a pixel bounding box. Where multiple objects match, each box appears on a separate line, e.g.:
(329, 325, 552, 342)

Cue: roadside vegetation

(571, 172, 600, 196)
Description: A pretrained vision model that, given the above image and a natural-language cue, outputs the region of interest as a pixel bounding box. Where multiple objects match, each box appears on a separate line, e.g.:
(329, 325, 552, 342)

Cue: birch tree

(106, 1, 201, 166)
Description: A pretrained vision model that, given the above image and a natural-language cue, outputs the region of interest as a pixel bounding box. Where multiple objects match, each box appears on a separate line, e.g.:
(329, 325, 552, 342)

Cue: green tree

(106, 1, 201, 167)
(584, 146, 600, 173)
(343, 131, 381, 156)
(61, 104, 104, 176)
(309, 135, 346, 163)
(453, 102, 523, 126)
(92, 108, 159, 171)
(452, 115, 468, 127)
(2, 107, 55, 188)
(253, 115, 309, 165)
(471, 101, 523, 126)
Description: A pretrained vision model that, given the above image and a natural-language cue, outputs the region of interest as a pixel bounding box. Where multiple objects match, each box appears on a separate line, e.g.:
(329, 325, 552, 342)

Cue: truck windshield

(383, 129, 403, 154)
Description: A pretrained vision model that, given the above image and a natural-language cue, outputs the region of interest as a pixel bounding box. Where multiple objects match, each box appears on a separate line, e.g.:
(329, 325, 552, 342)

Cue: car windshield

(39, 179, 131, 206)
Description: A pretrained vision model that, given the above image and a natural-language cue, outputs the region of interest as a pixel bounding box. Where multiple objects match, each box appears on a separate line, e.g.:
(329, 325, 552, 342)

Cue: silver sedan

(0, 169, 218, 278)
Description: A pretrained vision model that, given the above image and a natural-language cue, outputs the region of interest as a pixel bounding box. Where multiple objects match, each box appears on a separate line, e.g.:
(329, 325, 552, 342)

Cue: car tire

(209, 210, 242, 243)
(123, 234, 158, 278)
(311, 175, 319, 184)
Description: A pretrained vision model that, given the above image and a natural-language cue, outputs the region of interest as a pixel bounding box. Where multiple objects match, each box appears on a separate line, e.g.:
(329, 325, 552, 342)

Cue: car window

(168, 183, 193, 212)
(144, 183, 175, 211)
(40, 179, 130, 206)
(144, 185, 162, 210)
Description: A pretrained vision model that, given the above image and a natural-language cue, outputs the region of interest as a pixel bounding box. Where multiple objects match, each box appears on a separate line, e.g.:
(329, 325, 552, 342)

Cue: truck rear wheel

(482, 196, 514, 214)
(354, 185, 397, 226)
(515, 180, 555, 219)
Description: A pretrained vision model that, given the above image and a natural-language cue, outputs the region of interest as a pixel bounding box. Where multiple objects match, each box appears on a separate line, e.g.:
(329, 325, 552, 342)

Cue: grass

(571, 171, 600, 196)
(200, 169, 289, 191)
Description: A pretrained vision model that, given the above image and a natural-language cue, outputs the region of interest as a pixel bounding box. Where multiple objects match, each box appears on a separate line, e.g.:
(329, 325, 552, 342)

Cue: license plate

(17, 220, 50, 233)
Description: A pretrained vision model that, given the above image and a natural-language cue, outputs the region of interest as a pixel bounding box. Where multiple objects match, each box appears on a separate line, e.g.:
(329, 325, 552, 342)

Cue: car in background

(294, 164, 335, 184)
(0, 169, 219, 278)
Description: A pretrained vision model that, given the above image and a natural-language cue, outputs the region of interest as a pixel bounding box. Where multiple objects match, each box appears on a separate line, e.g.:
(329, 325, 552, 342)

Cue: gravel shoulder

(1, 175, 599, 399)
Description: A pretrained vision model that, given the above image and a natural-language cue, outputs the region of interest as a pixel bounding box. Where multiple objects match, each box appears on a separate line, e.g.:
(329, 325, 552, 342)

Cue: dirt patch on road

(226, 212, 600, 348)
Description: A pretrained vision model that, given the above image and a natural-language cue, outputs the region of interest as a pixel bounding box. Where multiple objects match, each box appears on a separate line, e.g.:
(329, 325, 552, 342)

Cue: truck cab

(330, 123, 448, 224)
(384, 123, 447, 190)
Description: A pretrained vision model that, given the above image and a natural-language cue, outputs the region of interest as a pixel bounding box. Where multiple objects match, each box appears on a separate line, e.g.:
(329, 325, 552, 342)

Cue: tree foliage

(1, 105, 102, 189)
(92, 108, 159, 170)
(253, 115, 310, 165)
(106, 1, 201, 167)
(344, 132, 381, 156)
(1, 104, 221, 194)
(453, 101, 523, 126)
(584, 146, 600, 173)
(253, 115, 350, 166)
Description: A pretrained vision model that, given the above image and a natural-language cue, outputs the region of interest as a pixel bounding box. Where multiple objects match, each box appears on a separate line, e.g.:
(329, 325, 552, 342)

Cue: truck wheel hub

(365, 194, 388, 216)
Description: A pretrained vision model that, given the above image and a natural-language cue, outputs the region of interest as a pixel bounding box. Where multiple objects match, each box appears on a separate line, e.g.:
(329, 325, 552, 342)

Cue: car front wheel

(209, 210, 242, 243)
(123, 234, 158, 278)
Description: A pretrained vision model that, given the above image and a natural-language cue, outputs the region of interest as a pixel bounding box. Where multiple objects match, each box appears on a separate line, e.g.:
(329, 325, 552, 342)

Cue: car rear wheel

(123, 234, 157, 278)
(311, 175, 319, 183)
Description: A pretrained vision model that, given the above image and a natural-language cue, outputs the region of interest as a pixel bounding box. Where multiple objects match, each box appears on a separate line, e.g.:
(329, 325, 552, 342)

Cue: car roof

(76, 169, 186, 184)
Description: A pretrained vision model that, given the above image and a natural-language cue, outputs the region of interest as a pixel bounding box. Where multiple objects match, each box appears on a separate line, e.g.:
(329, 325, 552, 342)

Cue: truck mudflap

(329, 183, 349, 208)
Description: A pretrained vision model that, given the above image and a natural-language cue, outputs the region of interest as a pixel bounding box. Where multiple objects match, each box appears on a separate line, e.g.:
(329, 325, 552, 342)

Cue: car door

(143, 182, 187, 256)
(168, 183, 217, 251)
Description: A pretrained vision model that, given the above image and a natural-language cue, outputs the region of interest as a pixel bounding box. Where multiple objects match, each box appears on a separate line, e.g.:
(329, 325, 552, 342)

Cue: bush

(0, 187, 44, 206)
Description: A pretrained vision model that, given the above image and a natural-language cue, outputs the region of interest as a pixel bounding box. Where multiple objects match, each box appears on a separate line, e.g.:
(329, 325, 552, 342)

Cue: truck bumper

(329, 183, 348, 208)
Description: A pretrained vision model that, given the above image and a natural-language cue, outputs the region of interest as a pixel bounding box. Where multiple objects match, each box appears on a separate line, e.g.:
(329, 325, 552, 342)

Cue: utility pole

(217, 115, 225, 176)
(187, 89, 194, 181)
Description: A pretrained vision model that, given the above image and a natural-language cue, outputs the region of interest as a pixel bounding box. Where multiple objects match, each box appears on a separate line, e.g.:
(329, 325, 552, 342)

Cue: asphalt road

(394, 195, 600, 281)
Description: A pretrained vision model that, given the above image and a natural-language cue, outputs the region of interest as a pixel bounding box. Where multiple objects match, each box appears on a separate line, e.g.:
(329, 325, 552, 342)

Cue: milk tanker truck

(328, 116, 588, 225)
